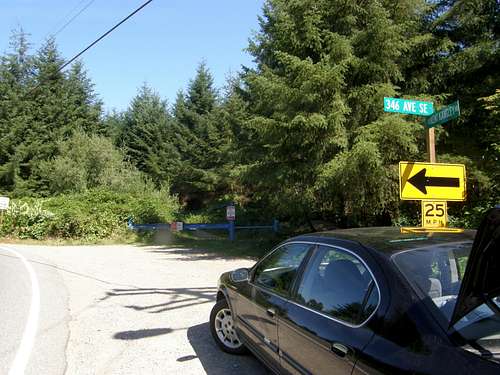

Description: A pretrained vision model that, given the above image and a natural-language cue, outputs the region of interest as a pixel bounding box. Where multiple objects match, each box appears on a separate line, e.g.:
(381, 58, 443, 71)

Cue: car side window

(295, 245, 379, 325)
(252, 243, 311, 297)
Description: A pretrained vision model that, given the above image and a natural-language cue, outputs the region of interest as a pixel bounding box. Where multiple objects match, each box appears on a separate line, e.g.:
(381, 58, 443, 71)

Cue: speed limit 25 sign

(421, 201, 447, 228)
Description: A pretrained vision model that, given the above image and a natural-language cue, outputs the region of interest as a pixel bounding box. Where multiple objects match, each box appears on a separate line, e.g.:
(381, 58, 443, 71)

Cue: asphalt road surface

(0, 241, 268, 374)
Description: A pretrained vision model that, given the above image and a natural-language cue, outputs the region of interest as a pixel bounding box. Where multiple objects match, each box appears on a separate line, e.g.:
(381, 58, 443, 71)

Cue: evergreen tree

(427, 0, 499, 162)
(413, 0, 500, 224)
(0, 32, 103, 196)
(65, 62, 103, 134)
(0, 29, 34, 193)
(173, 62, 230, 208)
(239, 0, 427, 226)
(118, 84, 182, 187)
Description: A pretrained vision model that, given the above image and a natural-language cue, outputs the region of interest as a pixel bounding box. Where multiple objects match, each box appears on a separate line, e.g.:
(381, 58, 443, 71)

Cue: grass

(0, 232, 138, 246)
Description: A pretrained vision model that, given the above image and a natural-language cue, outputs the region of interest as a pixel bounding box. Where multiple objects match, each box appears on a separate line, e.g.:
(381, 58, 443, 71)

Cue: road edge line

(0, 246, 40, 375)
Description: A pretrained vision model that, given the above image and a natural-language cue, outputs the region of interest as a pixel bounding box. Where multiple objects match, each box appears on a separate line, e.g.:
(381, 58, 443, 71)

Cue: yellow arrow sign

(399, 162, 466, 201)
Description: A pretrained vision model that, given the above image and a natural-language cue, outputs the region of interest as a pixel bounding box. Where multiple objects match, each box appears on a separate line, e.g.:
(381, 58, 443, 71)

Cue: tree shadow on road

(113, 327, 173, 340)
(186, 322, 269, 375)
(146, 247, 241, 262)
(101, 286, 217, 313)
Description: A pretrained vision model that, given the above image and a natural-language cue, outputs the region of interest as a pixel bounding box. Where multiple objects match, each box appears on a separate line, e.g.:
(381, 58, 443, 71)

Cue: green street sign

(384, 97, 434, 116)
(425, 101, 460, 128)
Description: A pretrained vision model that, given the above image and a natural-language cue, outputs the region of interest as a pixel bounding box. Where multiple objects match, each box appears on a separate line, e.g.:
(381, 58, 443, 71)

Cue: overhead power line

(51, 0, 97, 38)
(58, 0, 154, 73)
(24, 0, 154, 98)
(40, 0, 89, 44)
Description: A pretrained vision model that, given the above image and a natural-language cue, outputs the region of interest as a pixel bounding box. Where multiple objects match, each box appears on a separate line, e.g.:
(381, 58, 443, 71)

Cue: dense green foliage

(0, 0, 499, 240)
(0, 189, 179, 241)
(231, 0, 499, 229)
(0, 34, 102, 195)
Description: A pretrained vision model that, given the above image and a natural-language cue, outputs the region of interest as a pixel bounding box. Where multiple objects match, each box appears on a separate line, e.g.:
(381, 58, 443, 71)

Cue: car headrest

(324, 259, 365, 288)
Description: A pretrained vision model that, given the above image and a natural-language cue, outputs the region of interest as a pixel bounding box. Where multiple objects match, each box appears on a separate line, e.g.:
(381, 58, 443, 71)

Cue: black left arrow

(407, 168, 460, 194)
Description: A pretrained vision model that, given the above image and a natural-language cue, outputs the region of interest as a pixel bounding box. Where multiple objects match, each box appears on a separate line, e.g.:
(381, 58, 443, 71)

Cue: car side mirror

(231, 268, 249, 283)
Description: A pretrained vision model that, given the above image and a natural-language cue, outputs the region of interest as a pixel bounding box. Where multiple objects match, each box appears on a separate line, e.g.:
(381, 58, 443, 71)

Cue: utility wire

(51, 0, 97, 38)
(25, 0, 153, 97)
(40, 0, 88, 44)
(57, 0, 154, 73)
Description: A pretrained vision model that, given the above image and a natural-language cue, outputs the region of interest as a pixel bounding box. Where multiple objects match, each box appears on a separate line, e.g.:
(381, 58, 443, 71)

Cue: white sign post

(0, 196, 9, 226)
(0, 196, 10, 210)
(170, 221, 184, 232)
(226, 205, 236, 221)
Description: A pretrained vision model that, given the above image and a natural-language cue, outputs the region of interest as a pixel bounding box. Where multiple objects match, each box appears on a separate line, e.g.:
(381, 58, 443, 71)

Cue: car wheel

(210, 299, 246, 354)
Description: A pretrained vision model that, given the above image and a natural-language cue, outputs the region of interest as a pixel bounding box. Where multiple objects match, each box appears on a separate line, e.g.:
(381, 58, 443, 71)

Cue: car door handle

(331, 342, 349, 358)
(266, 308, 276, 318)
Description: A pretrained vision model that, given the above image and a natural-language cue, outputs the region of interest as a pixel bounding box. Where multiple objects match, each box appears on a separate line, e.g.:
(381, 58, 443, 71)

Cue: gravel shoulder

(2, 243, 268, 375)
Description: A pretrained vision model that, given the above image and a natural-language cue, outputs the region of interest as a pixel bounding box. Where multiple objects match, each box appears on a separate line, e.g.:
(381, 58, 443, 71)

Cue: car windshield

(392, 241, 500, 342)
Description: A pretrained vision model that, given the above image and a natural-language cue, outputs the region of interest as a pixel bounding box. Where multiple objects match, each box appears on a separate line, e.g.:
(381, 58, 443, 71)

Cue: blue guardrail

(128, 218, 279, 241)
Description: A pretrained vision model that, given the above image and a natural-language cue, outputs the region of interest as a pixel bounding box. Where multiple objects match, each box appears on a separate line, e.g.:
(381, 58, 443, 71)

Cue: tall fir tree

(0, 32, 103, 196)
(238, 0, 428, 227)
(118, 84, 182, 187)
(173, 62, 231, 208)
(0, 29, 34, 193)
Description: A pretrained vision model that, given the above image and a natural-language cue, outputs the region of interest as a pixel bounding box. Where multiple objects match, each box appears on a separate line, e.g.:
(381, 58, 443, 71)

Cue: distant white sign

(0, 196, 9, 210)
(226, 205, 236, 221)
(170, 221, 184, 232)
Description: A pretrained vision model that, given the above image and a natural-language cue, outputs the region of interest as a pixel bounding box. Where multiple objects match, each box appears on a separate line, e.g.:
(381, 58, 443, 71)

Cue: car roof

(288, 226, 477, 257)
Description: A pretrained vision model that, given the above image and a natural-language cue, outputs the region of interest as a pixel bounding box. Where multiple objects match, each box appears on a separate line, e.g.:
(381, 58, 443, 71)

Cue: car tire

(210, 298, 247, 354)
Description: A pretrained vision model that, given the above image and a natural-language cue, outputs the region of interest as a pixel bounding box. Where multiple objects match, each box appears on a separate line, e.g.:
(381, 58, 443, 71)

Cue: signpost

(384, 97, 464, 231)
(226, 204, 236, 240)
(0, 196, 9, 210)
(226, 205, 236, 221)
(383, 97, 434, 116)
(399, 162, 466, 201)
(0, 196, 9, 226)
(424, 100, 460, 163)
(421, 201, 447, 228)
(426, 101, 460, 128)
(170, 222, 183, 232)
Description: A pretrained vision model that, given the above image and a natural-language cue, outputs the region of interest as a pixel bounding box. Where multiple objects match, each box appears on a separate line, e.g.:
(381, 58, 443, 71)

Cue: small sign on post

(426, 101, 460, 128)
(170, 221, 184, 232)
(421, 201, 448, 228)
(0, 196, 10, 210)
(226, 205, 236, 221)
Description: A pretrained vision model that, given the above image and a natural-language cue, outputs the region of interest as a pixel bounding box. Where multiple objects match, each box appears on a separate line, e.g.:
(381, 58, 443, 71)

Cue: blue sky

(0, 0, 264, 111)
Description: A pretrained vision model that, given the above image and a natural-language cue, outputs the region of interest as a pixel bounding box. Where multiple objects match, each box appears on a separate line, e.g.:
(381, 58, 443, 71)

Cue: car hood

(450, 207, 500, 327)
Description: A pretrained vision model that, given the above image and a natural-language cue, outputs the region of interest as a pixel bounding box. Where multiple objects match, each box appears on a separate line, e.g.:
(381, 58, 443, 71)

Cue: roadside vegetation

(0, 0, 498, 242)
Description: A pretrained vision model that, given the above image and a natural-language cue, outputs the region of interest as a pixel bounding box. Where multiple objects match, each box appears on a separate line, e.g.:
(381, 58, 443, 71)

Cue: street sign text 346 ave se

(384, 97, 434, 116)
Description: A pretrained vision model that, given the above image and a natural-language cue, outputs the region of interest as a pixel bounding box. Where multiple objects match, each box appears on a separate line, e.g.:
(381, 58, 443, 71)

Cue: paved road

(0, 243, 268, 374)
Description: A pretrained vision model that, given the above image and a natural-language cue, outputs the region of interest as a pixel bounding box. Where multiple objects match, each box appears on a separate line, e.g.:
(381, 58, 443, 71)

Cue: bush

(37, 131, 148, 195)
(0, 188, 180, 241)
(0, 201, 54, 239)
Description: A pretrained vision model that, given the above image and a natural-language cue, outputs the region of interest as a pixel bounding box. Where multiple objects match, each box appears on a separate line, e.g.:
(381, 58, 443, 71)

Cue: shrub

(0, 201, 54, 239)
(37, 131, 148, 195)
(0, 188, 180, 241)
